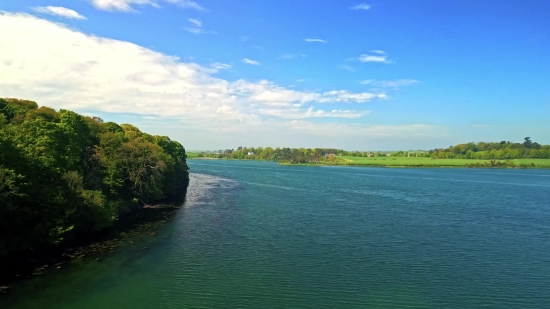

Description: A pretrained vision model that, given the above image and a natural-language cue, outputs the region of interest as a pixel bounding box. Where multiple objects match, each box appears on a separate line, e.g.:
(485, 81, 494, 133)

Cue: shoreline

(0, 198, 186, 289)
(0, 173, 216, 292)
(188, 158, 549, 169)
(278, 163, 549, 169)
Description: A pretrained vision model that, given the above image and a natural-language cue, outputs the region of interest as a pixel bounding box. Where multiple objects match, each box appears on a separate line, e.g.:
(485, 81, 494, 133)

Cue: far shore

(279, 163, 549, 169)
(187, 157, 550, 169)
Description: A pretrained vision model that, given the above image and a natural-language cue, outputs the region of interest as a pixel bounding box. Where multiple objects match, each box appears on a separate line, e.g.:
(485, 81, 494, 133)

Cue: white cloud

(358, 51, 391, 63)
(0, 12, 398, 148)
(337, 65, 355, 72)
(305, 38, 327, 43)
(88, 0, 204, 12)
(185, 17, 215, 34)
(370, 50, 386, 55)
(240, 36, 250, 41)
(242, 58, 260, 65)
(361, 79, 420, 88)
(350, 3, 371, 10)
(258, 107, 370, 119)
(286, 122, 441, 138)
(188, 18, 201, 27)
(32, 6, 87, 19)
(165, 0, 205, 11)
(252, 45, 263, 50)
(359, 55, 387, 63)
(319, 90, 387, 103)
(210, 62, 231, 70)
(296, 79, 306, 82)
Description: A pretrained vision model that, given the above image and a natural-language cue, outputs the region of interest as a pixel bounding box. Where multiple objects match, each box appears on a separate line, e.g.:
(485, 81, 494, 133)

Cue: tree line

(426, 138, 550, 159)
(0, 98, 189, 261)
(197, 147, 342, 164)
(197, 137, 550, 163)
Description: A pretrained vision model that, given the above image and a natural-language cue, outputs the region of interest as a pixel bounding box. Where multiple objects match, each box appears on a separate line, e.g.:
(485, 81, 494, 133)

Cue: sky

(0, 0, 548, 151)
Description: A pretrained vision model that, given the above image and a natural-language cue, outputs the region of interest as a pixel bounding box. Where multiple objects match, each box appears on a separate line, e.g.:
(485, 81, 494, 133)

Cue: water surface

(2, 160, 550, 308)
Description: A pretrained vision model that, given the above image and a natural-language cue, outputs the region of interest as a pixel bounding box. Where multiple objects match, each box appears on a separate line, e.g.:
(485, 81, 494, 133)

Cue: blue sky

(0, 0, 548, 150)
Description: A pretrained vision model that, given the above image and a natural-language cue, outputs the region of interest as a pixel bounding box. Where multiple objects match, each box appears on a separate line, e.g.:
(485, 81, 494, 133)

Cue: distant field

(332, 156, 550, 167)
(186, 152, 200, 158)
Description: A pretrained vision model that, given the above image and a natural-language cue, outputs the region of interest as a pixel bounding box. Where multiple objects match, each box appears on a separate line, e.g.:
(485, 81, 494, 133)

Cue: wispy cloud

(188, 18, 202, 27)
(184, 17, 215, 34)
(185, 27, 215, 34)
(350, 3, 371, 10)
(296, 79, 306, 82)
(358, 51, 391, 63)
(252, 45, 263, 50)
(165, 0, 205, 11)
(240, 36, 250, 41)
(361, 79, 420, 88)
(305, 38, 327, 43)
(370, 50, 386, 55)
(337, 65, 355, 72)
(87, 0, 205, 12)
(242, 58, 260, 65)
(32, 6, 87, 19)
(210, 62, 232, 70)
(259, 106, 370, 119)
(279, 54, 306, 60)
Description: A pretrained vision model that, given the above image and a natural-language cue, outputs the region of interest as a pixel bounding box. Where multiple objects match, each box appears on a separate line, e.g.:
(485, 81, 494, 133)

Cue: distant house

(248, 152, 255, 156)
(386, 153, 391, 157)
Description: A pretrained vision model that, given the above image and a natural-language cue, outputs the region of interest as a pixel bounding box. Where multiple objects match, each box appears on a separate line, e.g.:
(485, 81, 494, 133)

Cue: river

(2, 160, 550, 308)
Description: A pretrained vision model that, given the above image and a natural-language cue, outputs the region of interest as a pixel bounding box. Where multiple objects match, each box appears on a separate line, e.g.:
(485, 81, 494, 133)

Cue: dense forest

(196, 137, 550, 164)
(0, 98, 189, 262)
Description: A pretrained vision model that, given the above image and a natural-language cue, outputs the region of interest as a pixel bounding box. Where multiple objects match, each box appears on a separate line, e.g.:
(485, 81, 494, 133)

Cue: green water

(2, 160, 550, 308)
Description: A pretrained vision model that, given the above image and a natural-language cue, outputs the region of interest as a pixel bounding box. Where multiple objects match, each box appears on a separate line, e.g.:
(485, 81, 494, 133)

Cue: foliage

(0, 98, 189, 260)
(426, 138, 550, 160)
(195, 137, 550, 165)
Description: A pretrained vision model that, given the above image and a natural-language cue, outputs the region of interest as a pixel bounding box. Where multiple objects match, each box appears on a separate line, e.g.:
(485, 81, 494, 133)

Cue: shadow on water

(0, 185, 189, 288)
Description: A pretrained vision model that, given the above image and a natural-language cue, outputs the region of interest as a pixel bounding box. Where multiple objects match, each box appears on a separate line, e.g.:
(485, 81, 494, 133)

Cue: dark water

(2, 160, 550, 308)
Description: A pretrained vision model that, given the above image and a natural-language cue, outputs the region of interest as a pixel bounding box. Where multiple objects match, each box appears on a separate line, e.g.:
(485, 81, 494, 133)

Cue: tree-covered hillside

(0, 98, 189, 260)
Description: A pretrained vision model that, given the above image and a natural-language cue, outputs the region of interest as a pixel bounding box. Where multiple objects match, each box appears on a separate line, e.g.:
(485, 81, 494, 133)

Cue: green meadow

(328, 156, 550, 167)
(186, 152, 200, 158)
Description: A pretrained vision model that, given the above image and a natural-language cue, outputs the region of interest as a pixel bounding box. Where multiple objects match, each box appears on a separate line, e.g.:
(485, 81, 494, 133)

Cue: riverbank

(0, 173, 226, 293)
(0, 204, 181, 289)
(279, 162, 550, 168)
(188, 157, 550, 168)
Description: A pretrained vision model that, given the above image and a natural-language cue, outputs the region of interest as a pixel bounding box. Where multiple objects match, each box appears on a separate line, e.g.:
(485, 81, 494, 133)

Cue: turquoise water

(2, 160, 550, 308)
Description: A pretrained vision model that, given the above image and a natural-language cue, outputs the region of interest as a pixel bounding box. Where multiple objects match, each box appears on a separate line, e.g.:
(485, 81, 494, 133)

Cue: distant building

(248, 152, 255, 156)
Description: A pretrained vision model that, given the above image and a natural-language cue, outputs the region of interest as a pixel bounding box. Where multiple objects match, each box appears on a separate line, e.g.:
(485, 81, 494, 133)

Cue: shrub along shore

(0, 98, 190, 281)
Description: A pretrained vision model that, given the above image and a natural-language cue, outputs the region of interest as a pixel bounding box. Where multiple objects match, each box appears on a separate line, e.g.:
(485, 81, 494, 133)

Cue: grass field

(329, 156, 550, 167)
(186, 152, 550, 168)
(186, 152, 200, 158)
